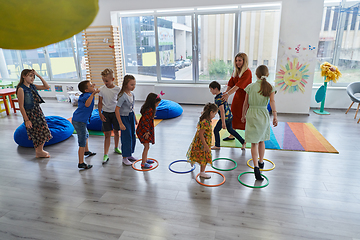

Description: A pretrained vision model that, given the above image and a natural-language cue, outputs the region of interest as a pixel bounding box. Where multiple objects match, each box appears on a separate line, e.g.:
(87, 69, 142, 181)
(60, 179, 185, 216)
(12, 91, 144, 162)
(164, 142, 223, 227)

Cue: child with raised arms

(187, 103, 218, 179)
(209, 81, 245, 150)
(241, 65, 278, 180)
(16, 69, 52, 158)
(115, 75, 138, 166)
(72, 80, 100, 169)
(136, 93, 161, 169)
(98, 68, 122, 164)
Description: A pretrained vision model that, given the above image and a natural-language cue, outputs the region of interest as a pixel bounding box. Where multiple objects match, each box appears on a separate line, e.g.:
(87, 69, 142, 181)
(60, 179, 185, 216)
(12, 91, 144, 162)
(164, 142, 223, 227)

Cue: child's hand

(222, 123, 226, 129)
(120, 124, 126, 131)
(25, 120, 32, 129)
(241, 116, 246, 123)
(99, 113, 106, 122)
(32, 69, 40, 77)
(143, 132, 150, 139)
(273, 117, 278, 127)
(94, 89, 100, 94)
(204, 145, 211, 152)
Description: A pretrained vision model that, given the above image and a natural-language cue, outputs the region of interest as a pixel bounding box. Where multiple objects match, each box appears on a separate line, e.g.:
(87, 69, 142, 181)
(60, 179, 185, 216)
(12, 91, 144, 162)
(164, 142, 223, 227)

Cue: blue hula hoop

(169, 160, 196, 174)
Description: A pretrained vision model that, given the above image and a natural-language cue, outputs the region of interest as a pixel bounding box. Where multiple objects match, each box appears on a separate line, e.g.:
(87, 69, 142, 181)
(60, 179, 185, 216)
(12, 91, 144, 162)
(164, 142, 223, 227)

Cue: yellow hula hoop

(247, 158, 275, 171)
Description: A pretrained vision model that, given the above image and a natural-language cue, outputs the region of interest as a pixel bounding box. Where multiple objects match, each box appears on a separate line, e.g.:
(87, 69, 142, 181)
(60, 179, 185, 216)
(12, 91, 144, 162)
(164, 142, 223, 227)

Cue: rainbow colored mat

(212, 121, 338, 153)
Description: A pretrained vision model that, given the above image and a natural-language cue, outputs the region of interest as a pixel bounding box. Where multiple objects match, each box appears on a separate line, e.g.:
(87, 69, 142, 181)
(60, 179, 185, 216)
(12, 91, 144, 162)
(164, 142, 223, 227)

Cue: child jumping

(241, 65, 278, 180)
(187, 103, 218, 179)
(209, 81, 245, 150)
(72, 80, 99, 169)
(16, 69, 52, 158)
(115, 75, 138, 166)
(98, 68, 121, 164)
(136, 93, 161, 169)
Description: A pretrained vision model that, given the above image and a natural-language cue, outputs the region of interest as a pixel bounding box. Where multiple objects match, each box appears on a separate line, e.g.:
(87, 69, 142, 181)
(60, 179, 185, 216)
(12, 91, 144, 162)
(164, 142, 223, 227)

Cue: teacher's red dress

(227, 68, 252, 130)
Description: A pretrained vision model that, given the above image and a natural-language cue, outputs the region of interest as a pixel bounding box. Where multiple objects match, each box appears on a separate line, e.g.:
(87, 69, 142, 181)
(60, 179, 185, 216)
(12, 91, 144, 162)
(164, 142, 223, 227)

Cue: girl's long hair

(140, 93, 161, 118)
(199, 103, 218, 122)
(16, 69, 33, 94)
(256, 65, 273, 97)
(233, 52, 249, 78)
(117, 74, 135, 99)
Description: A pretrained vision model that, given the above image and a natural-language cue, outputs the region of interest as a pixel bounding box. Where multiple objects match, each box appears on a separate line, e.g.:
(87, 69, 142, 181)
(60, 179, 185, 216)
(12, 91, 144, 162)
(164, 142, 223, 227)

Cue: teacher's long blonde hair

(233, 52, 249, 78)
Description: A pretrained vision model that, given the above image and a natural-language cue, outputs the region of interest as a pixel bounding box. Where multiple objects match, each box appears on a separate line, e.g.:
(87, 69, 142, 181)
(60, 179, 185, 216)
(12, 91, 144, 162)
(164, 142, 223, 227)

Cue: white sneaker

(122, 157, 132, 166)
(199, 172, 211, 179)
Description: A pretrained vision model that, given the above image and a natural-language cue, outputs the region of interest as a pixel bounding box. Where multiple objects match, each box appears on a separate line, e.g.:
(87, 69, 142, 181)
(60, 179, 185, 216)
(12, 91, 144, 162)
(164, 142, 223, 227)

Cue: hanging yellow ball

(0, 0, 98, 50)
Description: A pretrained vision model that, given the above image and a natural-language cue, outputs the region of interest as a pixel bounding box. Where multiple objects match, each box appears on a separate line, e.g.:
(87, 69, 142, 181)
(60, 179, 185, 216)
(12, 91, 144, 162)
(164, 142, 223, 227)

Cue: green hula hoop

(247, 158, 275, 171)
(212, 158, 237, 171)
(238, 172, 269, 188)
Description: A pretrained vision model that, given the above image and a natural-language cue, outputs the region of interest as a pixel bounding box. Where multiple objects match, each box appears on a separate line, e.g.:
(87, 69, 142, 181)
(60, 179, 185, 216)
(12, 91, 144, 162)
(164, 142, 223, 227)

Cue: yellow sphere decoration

(0, 0, 99, 50)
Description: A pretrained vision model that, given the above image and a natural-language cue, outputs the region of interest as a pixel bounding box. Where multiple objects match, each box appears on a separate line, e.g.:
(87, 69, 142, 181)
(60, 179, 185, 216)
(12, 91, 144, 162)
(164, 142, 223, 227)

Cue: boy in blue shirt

(72, 80, 100, 169)
(209, 81, 246, 150)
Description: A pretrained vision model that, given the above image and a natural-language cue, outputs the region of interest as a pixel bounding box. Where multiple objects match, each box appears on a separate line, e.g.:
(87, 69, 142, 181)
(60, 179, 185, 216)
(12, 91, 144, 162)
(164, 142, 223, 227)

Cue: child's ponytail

(199, 103, 218, 122)
(256, 65, 273, 97)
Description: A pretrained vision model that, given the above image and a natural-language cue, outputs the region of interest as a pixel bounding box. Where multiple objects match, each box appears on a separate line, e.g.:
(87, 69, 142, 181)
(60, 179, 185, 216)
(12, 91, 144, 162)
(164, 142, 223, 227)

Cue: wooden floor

(0, 99, 360, 240)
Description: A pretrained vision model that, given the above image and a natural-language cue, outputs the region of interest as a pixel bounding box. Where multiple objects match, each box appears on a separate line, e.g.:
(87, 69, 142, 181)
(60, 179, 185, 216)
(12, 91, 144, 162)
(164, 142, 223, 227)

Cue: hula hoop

(238, 172, 269, 188)
(212, 158, 237, 171)
(195, 171, 226, 187)
(132, 158, 159, 171)
(247, 158, 275, 171)
(168, 160, 196, 174)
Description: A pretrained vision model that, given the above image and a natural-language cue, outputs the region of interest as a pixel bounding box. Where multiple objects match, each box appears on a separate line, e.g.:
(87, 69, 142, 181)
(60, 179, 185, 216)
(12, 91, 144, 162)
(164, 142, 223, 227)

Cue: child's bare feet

(241, 142, 246, 150)
(36, 151, 50, 158)
(211, 146, 220, 150)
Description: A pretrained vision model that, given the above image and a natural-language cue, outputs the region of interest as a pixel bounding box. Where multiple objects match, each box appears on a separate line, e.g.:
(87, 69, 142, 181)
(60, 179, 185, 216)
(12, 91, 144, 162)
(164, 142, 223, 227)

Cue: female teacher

(222, 52, 252, 149)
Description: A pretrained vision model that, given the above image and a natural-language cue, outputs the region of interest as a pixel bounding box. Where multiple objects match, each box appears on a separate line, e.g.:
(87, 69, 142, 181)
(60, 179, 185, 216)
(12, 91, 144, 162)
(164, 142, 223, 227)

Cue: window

(118, 4, 281, 83)
(121, 15, 158, 82)
(316, 1, 360, 85)
(0, 35, 83, 81)
(198, 13, 235, 82)
(157, 15, 193, 81)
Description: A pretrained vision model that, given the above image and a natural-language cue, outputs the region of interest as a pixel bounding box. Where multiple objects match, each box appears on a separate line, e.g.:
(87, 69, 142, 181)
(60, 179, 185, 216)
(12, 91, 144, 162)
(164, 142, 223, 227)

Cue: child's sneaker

(127, 156, 138, 162)
(78, 162, 93, 169)
(84, 151, 96, 157)
(122, 157, 132, 166)
(254, 166, 264, 180)
(199, 172, 211, 179)
(146, 159, 154, 164)
(258, 161, 264, 169)
(102, 155, 109, 164)
(114, 147, 122, 154)
(141, 163, 152, 169)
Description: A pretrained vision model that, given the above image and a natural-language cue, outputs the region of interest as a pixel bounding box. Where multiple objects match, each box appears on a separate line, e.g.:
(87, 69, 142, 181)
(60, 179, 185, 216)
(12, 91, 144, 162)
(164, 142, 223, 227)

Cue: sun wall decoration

(275, 58, 310, 94)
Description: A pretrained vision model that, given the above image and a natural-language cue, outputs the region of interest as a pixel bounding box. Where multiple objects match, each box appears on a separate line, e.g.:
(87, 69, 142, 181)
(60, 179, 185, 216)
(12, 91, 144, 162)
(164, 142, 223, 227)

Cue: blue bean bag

(14, 116, 74, 148)
(155, 99, 183, 119)
(86, 109, 102, 131)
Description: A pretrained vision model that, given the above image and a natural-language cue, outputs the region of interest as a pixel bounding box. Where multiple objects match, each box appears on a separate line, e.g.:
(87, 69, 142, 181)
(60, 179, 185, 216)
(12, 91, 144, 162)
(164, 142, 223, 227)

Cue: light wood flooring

(0, 99, 360, 240)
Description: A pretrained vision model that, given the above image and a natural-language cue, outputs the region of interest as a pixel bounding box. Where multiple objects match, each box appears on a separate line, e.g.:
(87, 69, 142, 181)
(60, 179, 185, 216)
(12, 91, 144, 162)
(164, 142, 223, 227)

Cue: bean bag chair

(14, 116, 74, 148)
(155, 99, 183, 119)
(86, 109, 102, 131)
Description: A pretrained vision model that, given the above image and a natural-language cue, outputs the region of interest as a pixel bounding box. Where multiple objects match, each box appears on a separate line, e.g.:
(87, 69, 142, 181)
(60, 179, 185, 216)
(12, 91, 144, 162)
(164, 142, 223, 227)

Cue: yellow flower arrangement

(320, 62, 342, 83)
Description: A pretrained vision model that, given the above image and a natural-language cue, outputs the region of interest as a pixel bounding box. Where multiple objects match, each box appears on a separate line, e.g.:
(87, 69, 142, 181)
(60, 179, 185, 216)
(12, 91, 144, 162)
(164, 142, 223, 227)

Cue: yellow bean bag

(0, 0, 98, 50)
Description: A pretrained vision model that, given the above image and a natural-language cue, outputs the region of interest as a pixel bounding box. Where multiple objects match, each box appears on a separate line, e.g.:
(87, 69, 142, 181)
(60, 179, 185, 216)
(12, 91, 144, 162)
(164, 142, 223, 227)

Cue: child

(209, 81, 246, 150)
(98, 68, 122, 164)
(72, 80, 99, 169)
(115, 75, 138, 166)
(241, 65, 278, 180)
(136, 93, 161, 169)
(16, 69, 52, 158)
(187, 103, 218, 179)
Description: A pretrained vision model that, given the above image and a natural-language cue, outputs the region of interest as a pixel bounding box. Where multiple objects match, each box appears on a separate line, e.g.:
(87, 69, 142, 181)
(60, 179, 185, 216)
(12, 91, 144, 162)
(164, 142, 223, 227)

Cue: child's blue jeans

(214, 118, 245, 147)
(120, 112, 136, 157)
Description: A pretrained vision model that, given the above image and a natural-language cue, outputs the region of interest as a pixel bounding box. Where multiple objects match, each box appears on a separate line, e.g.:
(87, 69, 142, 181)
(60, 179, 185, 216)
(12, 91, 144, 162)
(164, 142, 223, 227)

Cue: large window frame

(0, 35, 83, 82)
(118, 3, 282, 84)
